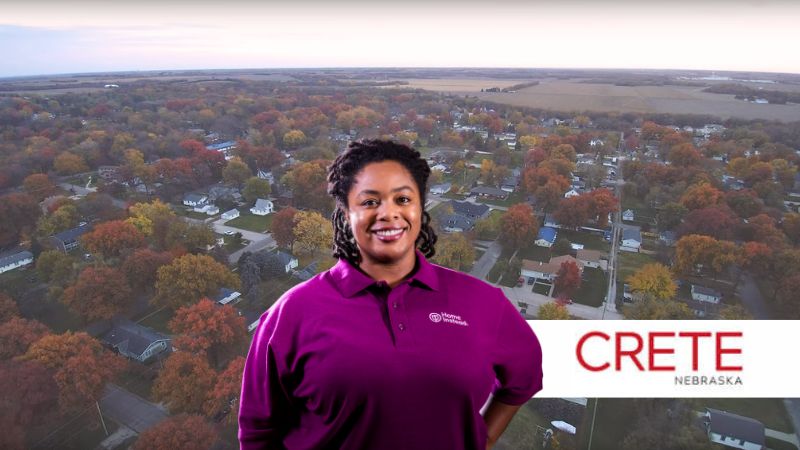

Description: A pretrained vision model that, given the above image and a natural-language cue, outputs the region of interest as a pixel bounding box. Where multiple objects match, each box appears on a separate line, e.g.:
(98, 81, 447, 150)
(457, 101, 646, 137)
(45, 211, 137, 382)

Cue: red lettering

(678, 331, 712, 371)
(716, 332, 743, 371)
(648, 332, 675, 371)
(615, 332, 644, 371)
(576, 331, 610, 371)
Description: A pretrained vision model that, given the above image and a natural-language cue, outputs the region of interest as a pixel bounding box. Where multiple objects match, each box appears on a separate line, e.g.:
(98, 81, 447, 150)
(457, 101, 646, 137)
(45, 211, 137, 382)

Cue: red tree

(169, 298, 247, 368)
(133, 415, 217, 450)
(153, 352, 216, 414)
(81, 220, 145, 258)
(271, 207, 299, 250)
(62, 267, 133, 321)
(121, 248, 175, 288)
(0, 360, 59, 449)
(554, 196, 591, 229)
(554, 261, 581, 298)
(499, 204, 539, 249)
(587, 188, 618, 228)
(204, 356, 246, 423)
(677, 205, 739, 240)
(0, 317, 49, 360)
(0, 193, 40, 247)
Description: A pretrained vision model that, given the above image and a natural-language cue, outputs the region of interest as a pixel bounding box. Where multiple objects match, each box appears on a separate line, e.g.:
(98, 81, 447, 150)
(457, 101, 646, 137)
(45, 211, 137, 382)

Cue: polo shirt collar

(330, 249, 440, 298)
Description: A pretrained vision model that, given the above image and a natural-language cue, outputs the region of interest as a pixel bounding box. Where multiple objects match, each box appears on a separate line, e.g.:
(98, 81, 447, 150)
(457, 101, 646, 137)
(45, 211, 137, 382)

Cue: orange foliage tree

(62, 267, 132, 321)
(204, 356, 246, 423)
(154, 254, 240, 309)
(81, 220, 145, 258)
(500, 204, 539, 249)
(133, 415, 217, 450)
(169, 298, 247, 368)
(153, 352, 216, 414)
(0, 317, 49, 360)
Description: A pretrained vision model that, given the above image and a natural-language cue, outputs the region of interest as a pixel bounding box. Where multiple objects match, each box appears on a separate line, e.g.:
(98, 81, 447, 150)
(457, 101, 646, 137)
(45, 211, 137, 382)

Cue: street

(98, 383, 167, 433)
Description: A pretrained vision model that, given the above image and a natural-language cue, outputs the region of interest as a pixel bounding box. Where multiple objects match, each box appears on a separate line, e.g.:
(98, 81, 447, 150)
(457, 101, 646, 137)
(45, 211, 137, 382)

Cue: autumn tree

(169, 299, 247, 368)
(587, 188, 618, 228)
(623, 297, 696, 320)
(222, 157, 252, 188)
(499, 203, 539, 249)
(677, 205, 738, 240)
(23, 173, 56, 201)
(281, 160, 332, 212)
(23, 332, 126, 411)
(80, 220, 145, 258)
(725, 189, 762, 218)
(126, 199, 177, 237)
(154, 254, 240, 309)
(53, 151, 89, 175)
(667, 143, 701, 167)
(121, 248, 175, 289)
(35, 250, 74, 286)
(293, 210, 333, 255)
(679, 183, 723, 210)
(282, 129, 307, 148)
(133, 415, 217, 450)
(783, 213, 800, 245)
(554, 261, 581, 298)
(674, 234, 738, 277)
(204, 356, 245, 423)
(626, 263, 676, 301)
(242, 176, 271, 203)
(153, 352, 216, 414)
(434, 233, 476, 271)
(36, 203, 80, 236)
(0, 293, 19, 323)
(718, 305, 753, 320)
(0, 360, 59, 449)
(62, 267, 133, 321)
(656, 202, 688, 231)
(0, 317, 49, 360)
(554, 196, 591, 229)
(0, 193, 41, 247)
(271, 207, 299, 250)
(537, 302, 570, 320)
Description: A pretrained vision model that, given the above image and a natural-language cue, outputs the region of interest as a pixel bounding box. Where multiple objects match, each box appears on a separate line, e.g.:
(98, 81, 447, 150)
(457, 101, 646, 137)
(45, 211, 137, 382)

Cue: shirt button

(392, 302, 398, 309)
(398, 323, 405, 331)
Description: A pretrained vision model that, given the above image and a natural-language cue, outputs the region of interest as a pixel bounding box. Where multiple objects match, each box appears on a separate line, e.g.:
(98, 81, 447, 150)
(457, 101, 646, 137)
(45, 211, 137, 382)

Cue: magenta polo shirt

(239, 250, 543, 450)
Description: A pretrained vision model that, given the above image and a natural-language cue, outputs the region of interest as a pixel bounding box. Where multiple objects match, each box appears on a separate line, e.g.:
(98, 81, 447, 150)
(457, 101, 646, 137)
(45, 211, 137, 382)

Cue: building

(214, 287, 242, 306)
(250, 198, 274, 216)
(500, 176, 519, 193)
(101, 319, 171, 363)
(449, 201, 490, 220)
(443, 215, 475, 233)
(0, 250, 34, 274)
(703, 408, 765, 450)
(620, 227, 642, 252)
(274, 250, 299, 273)
(622, 209, 635, 221)
(206, 141, 237, 160)
(535, 227, 558, 247)
(564, 188, 581, 198)
(577, 249, 606, 270)
(183, 193, 208, 207)
(521, 255, 583, 282)
(659, 230, 677, 247)
(194, 204, 220, 215)
(222, 208, 240, 220)
(544, 213, 561, 229)
(98, 165, 120, 181)
(691, 284, 722, 304)
(469, 186, 509, 200)
(429, 183, 452, 195)
(50, 224, 91, 253)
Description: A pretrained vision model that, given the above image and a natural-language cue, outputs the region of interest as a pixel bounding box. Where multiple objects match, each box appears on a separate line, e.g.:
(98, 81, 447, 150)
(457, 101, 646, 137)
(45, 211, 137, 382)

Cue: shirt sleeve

(490, 289, 543, 405)
(238, 299, 297, 449)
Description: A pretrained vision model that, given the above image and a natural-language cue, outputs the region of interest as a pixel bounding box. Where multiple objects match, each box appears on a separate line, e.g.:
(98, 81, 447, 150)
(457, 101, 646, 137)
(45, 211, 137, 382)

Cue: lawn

(136, 306, 174, 334)
(558, 229, 611, 252)
(700, 398, 795, 433)
(475, 190, 526, 208)
(173, 207, 215, 220)
(616, 251, 658, 300)
(497, 400, 558, 449)
(577, 398, 639, 450)
(517, 244, 552, 262)
(222, 235, 247, 253)
(766, 437, 799, 450)
(225, 212, 273, 232)
(19, 288, 85, 333)
(573, 267, 608, 307)
(532, 282, 551, 296)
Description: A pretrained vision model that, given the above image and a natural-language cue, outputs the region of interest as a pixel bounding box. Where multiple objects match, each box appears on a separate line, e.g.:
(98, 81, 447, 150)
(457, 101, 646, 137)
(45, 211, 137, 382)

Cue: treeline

(704, 83, 800, 105)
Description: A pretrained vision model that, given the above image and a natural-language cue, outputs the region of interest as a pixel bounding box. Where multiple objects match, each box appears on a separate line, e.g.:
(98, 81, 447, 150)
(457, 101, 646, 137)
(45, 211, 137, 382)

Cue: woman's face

(345, 160, 422, 267)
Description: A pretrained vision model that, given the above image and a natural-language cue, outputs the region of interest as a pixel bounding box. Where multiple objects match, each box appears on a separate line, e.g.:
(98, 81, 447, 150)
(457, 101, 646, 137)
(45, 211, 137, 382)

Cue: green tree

(242, 177, 271, 203)
(222, 157, 252, 188)
(434, 234, 475, 271)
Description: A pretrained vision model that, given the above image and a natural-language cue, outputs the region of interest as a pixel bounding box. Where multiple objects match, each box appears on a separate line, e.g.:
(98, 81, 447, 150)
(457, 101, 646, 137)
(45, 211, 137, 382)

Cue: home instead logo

(429, 312, 468, 327)
(530, 321, 800, 398)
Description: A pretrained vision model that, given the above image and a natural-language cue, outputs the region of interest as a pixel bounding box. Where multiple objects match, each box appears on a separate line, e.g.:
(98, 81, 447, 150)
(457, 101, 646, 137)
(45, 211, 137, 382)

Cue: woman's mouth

(372, 228, 406, 242)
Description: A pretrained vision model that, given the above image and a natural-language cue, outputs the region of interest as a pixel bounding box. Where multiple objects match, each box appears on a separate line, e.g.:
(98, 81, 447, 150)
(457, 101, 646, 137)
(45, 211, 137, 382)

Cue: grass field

(225, 212, 273, 232)
(573, 267, 608, 307)
(558, 229, 611, 252)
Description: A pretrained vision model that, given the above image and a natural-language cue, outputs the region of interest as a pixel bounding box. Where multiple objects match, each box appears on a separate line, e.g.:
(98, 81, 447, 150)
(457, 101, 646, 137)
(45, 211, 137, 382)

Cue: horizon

(2, 0, 800, 77)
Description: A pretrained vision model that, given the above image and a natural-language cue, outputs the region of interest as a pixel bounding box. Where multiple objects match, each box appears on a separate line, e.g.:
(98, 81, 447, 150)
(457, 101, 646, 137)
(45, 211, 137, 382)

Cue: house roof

(102, 319, 169, 357)
(622, 227, 642, 242)
(623, 209, 634, 216)
(501, 176, 519, 187)
(253, 198, 272, 209)
(429, 182, 451, 192)
(222, 208, 239, 216)
(577, 249, 604, 263)
(449, 200, 490, 218)
(206, 141, 236, 151)
(706, 408, 765, 445)
(692, 284, 722, 298)
(52, 223, 91, 242)
(470, 186, 507, 197)
(549, 254, 584, 271)
(183, 193, 206, 203)
(444, 214, 474, 230)
(537, 227, 557, 243)
(274, 250, 297, 266)
(0, 250, 33, 267)
(214, 287, 241, 303)
(521, 259, 560, 276)
(544, 213, 560, 225)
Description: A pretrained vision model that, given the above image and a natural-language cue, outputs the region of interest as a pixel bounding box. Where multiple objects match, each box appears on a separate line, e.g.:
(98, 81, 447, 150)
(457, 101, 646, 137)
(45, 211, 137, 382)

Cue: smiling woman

(239, 140, 543, 449)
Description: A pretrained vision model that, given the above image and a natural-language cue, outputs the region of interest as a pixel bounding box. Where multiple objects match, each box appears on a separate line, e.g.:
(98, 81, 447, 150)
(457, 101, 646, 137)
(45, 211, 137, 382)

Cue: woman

(239, 140, 542, 449)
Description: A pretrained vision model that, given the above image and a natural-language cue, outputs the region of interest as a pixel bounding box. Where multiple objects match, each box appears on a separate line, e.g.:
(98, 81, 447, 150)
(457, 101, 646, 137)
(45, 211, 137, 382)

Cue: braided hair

(327, 139, 437, 266)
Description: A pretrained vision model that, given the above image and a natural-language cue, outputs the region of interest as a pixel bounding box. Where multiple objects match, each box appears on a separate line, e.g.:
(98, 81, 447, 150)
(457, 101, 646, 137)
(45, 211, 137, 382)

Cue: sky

(1, 0, 799, 78)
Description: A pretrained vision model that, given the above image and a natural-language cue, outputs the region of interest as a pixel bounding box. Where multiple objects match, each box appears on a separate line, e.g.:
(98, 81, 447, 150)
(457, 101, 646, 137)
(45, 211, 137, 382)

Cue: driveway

(470, 240, 502, 280)
(501, 286, 624, 320)
(784, 398, 800, 446)
(736, 271, 772, 319)
(98, 383, 167, 433)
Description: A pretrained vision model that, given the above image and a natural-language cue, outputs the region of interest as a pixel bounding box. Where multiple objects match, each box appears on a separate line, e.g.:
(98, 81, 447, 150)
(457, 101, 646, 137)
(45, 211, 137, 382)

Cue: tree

(153, 352, 216, 414)
(776, 273, 800, 319)
(169, 299, 247, 368)
(62, 267, 132, 321)
(474, 213, 501, 240)
(623, 297, 696, 320)
(242, 176, 271, 203)
(53, 151, 89, 175)
(719, 305, 753, 320)
(281, 160, 332, 212)
(537, 302, 570, 320)
(679, 183, 723, 211)
(677, 205, 738, 240)
(126, 199, 177, 237)
(738, 241, 773, 277)
(154, 254, 240, 309)
(23, 332, 126, 411)
(0, 193, 40, 247)
(551, 144, 577, 162)
(674, 234, 738, 277)
(22, 173, 56, 201)
(587, 188, 618, 228)
(282, 129, 307, 148)
(133, 415, 217, 450)
(0, 360, 59, 449)
(36, 203, 80, 236)
(271, 207, 299, 250)
(0, 293, 19, 323)
(656, 202, 688, 231)
(204, 356, 246, 423)
(222, 157, 252, 188)
(667, 143, 701, 167)
(499, 204, 538, 249)
(433, 234, 475, 271)
(626, 263, 676, 301)
(0, 317, 49, 360)
(35, 250, 74, 286)
(121, 248, 175, 288)
(554, 261, 581, 298)
(81, 220, 145, 258)
(554, 196, 591, 229)
(293, 210, 333, 255)
(725, 189, 762, 218)
(783, 213, 800, 245)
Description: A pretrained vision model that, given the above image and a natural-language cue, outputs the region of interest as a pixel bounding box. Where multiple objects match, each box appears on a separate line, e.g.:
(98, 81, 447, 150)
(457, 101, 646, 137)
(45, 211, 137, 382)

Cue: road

(98, 383, 167, 433)
(736, 271, 772, 319)
(469, 240, 502, 280)
(602, 134, 625, 316)
(210, 218, 277, 264)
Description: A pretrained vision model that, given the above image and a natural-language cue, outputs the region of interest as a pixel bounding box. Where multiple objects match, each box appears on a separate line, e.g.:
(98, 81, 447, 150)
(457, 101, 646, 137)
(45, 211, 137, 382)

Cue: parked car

(225, 230, 235, 235)
(527, 277, 535, 285)
(516, 277, 525, 287)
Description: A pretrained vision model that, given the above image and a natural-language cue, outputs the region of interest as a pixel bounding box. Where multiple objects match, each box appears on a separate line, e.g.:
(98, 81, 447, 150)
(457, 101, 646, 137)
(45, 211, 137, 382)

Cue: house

(449, 201, 490, 220)
(622, 209, 635, 221)
(222, 209, 240, 220)
(620, 227, 642, 252)
(521, 255, 583, 282)
(703, 408, 765, 450)
(250, 198, 274, 216)
(274, 250, 299, 273)
(544, 214, 561, 229)
(429, 183, 452, 195)
(0, 250, 34, 274)
(430, 163, 449, 173)
(240, 309, 263, 333)
(549, 255, 585, 272)
(500, 176, 519, 193)
(208, 185, 241, 202)
(50, 224, 91, 253)
(564, 188, 581, 198)
(443, 214, 475, 233)
(659, 230, 677, 247)
(577, 249, 606, 270)
(98, 165, 120, 181)
(214, 287, 242, 306)
(257, 169, 275, 184)
(194, 204, 219, 215)
(183, 193, 208, 207)
(470, 186, 509, 200)
(691, 284, 722, 304)
(293, 261, 318, 281)
(535, 227, 558, 247)
(101, 319, 171, 363)
(206, 141, 237, 160)
(686, 298, 721, 318)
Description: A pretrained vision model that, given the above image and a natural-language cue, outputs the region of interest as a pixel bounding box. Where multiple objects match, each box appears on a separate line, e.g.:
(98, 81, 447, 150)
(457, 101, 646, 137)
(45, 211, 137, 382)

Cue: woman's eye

(398, 196, 411, 204)
(362, 199, 378, 207)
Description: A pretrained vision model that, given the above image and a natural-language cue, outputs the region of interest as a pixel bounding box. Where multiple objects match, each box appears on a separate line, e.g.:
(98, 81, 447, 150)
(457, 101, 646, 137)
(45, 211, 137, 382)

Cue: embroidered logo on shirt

(429, 312, 468, 327)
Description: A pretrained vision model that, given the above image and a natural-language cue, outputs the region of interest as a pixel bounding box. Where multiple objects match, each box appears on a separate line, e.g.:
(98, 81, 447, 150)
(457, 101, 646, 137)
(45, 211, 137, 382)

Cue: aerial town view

(2, 1, 800, 450)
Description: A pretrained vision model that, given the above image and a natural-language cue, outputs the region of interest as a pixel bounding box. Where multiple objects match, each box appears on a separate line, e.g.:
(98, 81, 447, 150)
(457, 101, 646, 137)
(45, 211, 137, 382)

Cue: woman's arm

(483, 397, 522, 449)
